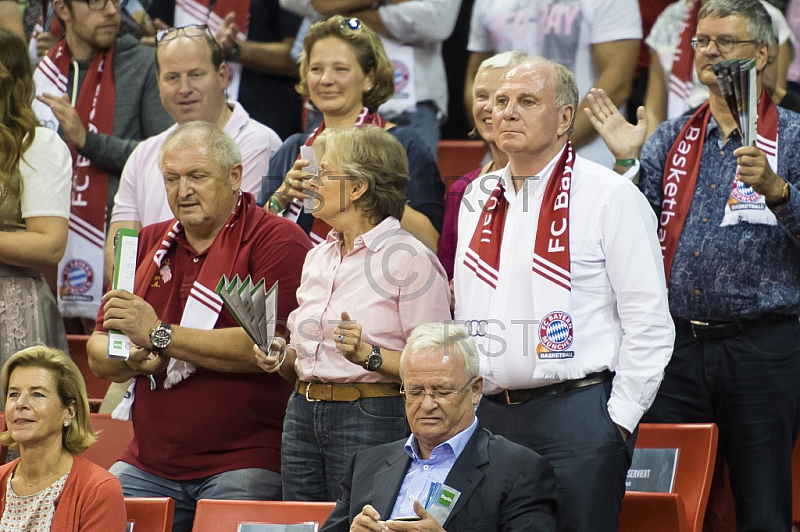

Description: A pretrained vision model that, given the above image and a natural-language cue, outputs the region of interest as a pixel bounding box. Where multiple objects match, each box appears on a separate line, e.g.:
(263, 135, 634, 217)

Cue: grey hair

(399, 323, 480, 382)
(507, 58, 579, 134)
(699, 0, 774, 47)
(158, 121, 242, 174)
(477, 50, 529, 76)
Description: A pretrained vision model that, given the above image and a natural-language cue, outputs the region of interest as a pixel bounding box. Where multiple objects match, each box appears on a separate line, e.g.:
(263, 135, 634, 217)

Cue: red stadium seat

(68, 334, 111, 412)
(437, 140, 487, 194)
(81, 413, 134, 469)
(191, 500, 336, 532)
(126, 497, 175, 532)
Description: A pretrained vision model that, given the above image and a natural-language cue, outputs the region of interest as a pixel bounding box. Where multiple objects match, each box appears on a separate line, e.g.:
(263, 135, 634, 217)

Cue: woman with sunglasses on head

(0, 346, 127, 531)
(255, 126, 450, 502)
(260, 16, 444, 251)
(0, 30, 70, 374)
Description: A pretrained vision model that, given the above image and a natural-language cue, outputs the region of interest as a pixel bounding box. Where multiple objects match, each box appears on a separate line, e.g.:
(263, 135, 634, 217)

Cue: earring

(63, 421, 70, 427)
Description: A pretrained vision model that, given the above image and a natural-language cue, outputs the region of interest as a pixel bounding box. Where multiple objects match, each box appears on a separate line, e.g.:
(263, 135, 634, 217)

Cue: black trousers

(642, 316, 800, 532)
(478, 381, 636, 532)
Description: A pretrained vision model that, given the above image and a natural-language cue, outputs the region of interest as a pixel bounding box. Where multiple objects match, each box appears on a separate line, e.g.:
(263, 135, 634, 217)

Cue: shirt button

(702, 217, 708, 223)
(719, 151, 724, 156)
(192, 257, 199, 263)
(710, 184, 716, 189)
(694, 289, 701, 295)
(423, 465, 429, 470)
(408, 495, 415, 500)
(694, 251, 700, 257)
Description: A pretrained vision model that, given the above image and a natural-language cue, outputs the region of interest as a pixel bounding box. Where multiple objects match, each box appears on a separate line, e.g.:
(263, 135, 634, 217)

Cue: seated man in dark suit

(320, 323, 558, 532)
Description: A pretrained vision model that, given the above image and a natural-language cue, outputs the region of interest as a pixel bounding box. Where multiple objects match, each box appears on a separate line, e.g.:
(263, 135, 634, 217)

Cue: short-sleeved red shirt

(96, 199, 311, 479)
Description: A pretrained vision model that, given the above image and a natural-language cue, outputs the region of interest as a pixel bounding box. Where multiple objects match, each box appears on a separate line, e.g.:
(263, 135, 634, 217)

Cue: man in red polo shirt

(87, 121, 311, 532)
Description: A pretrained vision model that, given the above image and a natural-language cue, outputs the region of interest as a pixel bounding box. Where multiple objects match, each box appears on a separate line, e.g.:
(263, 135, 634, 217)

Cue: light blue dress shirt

(389, 418, 479, 519)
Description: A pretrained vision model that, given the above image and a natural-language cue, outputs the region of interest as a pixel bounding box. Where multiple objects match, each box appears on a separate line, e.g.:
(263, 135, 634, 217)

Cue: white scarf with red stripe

(463, 143, 583, 380)
(668, 0, 699, 119)
(32, 40, 116, 319)
(113, 192, 249, 420)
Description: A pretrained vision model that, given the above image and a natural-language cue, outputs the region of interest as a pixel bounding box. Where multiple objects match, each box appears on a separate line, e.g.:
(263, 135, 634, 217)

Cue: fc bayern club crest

(392, 60, 410, 93)
(538, 311, 574, 352)
(61, 259, 94, 295)
(731, 180, 761, 203)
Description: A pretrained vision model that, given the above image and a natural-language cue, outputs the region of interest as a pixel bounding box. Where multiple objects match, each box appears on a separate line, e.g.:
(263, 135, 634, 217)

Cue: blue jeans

(477, 381, 636, 532)
(281, 391, 408, 501)
(305, 101, 440, 160)
(110, 461, 282, 532)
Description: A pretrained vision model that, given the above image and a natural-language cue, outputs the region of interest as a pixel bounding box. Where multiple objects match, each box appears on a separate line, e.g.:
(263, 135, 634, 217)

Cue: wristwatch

(149, 322, 172, 355)
(365, 345, 382, 372)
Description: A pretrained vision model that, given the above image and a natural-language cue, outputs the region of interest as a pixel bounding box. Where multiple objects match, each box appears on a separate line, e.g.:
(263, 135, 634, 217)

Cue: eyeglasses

(690, 36, 758, 53)
(156, 24, 211, 44)
(400, 378, 475, 404)
(73, 0, 120, 12)
(339, 18, 362, 32)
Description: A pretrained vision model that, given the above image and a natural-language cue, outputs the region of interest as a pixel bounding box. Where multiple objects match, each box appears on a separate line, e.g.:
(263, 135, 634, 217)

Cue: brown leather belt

(485, 371, 612, 405)
(295, 381, 401, 402)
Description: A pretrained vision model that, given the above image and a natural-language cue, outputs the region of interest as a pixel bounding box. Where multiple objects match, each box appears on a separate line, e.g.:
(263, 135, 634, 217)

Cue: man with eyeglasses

(586, 0, 800, 529)
(104, 25, 282, 286)
(31, 0, 172, 320)
(319, 322, 558, 532)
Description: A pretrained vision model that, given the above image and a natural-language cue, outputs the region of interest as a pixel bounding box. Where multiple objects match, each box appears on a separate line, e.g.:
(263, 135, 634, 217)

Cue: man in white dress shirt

(453, 58, 675, 532)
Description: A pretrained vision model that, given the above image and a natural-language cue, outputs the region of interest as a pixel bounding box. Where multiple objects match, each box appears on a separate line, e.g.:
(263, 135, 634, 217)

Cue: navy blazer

(320, 425, 558, 532)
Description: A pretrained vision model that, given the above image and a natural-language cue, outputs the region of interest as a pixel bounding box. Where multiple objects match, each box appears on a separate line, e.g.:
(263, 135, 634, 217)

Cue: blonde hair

(296, 16, 395, 113)
(1, 346, 97, 454)
(313, 125, 409, 223)
(0, 29, 39, 201)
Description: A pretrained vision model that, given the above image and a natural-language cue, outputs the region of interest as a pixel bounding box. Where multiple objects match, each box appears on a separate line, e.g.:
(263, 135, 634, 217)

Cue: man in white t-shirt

(464, 0, 642, 167)
(454, 58, 673, 532)
(105, 28, 282, 285)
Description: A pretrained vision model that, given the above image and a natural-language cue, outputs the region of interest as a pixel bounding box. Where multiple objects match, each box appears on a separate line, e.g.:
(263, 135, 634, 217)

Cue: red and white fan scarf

(658, 89, 779, 284)
(113, 192, 250, 420)
(174, 0, 249, 98)
(668, 0, 699, 119)
(285, 107, 386, 246)
(32, 40, 116, 319)
(463, 143, 584, 380)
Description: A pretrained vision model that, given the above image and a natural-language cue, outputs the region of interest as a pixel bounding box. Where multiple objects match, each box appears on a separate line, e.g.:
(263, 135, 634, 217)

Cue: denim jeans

(110, 461, 281, 532)
(281, 391, 408, 502)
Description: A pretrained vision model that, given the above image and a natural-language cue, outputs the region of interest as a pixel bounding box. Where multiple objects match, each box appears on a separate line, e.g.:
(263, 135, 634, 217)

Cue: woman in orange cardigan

(0, 346, 127, 531)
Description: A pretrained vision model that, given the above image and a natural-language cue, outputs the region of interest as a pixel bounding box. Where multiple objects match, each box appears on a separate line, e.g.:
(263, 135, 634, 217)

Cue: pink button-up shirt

(289, 217, 451, 383)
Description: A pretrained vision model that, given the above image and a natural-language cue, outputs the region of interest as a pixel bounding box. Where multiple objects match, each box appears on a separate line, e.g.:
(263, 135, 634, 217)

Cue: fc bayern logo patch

(61, 259, 94, 295)
(392, 60, 410, 93)
(538, 311, 574, 352)
(731, 180, 761, 203)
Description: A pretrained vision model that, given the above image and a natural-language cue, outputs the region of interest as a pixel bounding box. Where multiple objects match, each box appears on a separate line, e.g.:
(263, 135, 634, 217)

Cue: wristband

(614, 158, 637, 167)
(268, 195, 284, 214)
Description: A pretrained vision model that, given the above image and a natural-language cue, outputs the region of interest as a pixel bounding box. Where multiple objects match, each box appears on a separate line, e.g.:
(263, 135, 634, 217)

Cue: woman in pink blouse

(0, 346, 127, 531)
(255, 126, 451, 502)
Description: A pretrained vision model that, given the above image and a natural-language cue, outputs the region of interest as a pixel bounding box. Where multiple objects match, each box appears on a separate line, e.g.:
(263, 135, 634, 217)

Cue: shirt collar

(499, 144, 566, 200)
(404, 417, 479, 462)
(326, 216, 402, 252)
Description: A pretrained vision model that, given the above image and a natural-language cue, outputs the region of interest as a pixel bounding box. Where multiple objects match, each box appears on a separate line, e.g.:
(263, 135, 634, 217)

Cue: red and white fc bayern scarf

(32, 40, 116, 319)
(658, 89, 779, 284)
(464, 143, 584, 380)
(113, 192, 251, 420)
(668, 0, 699, 119)
(285, 107, 387, 246)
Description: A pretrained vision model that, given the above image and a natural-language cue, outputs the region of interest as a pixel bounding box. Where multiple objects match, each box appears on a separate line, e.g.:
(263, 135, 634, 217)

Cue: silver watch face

(366, 347, 382, 371)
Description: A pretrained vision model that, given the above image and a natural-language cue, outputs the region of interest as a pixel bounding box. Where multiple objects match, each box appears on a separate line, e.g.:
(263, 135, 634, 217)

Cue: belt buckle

(504, 390, 523, 405)
(689, 320, 709, 338)
(304, 383, 321, 402)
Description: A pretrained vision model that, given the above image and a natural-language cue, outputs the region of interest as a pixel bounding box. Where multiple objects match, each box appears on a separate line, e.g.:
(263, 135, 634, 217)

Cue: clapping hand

(584, 88, 647, 161)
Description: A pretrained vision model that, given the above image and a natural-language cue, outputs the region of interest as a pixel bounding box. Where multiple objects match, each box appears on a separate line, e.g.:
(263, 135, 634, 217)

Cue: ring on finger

(338, 334, 344, 342)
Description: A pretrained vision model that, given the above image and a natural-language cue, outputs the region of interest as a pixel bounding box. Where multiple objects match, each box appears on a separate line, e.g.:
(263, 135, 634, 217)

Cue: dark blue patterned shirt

(640, 108, 800, 321)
